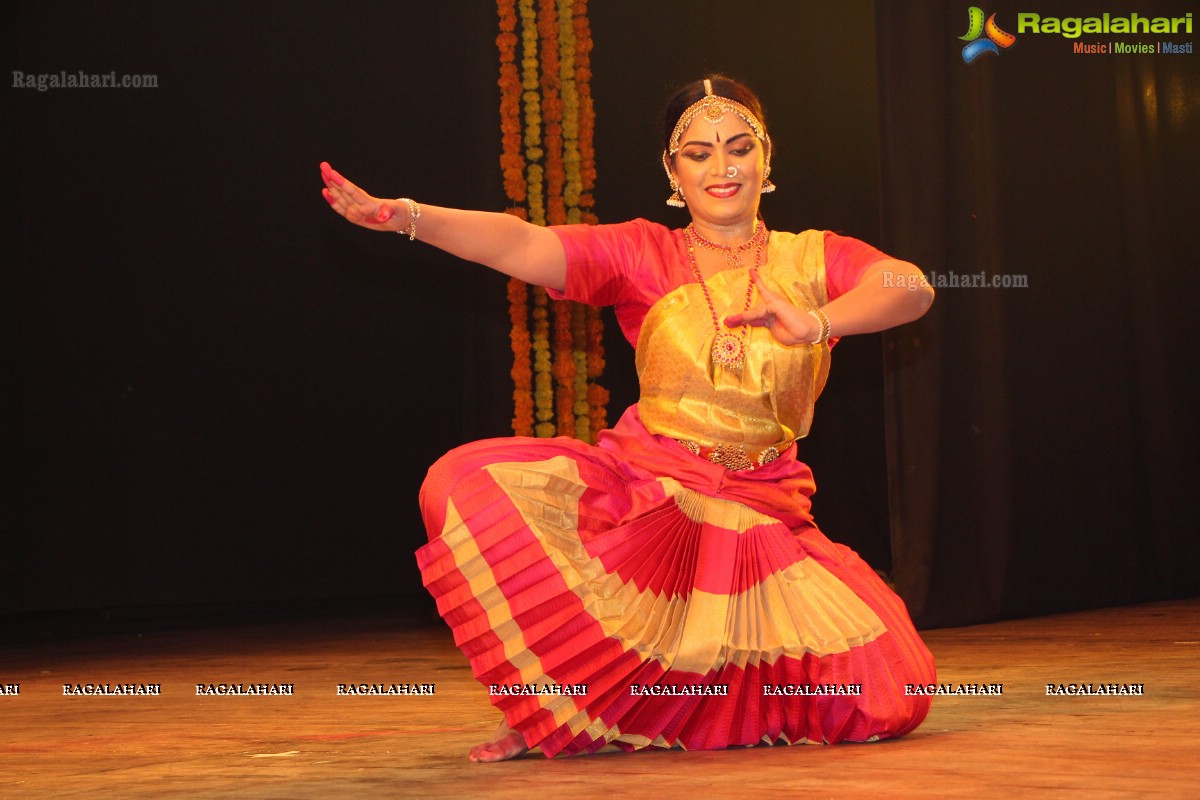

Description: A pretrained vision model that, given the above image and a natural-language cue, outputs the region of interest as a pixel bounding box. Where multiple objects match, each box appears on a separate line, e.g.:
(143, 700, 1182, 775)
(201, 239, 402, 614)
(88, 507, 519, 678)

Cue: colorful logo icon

(960, 7, 1017, 62)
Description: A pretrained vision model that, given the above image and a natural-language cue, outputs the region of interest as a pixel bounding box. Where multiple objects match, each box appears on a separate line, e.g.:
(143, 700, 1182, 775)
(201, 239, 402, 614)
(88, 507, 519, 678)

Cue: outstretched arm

(726, 260, 934, 345)
(320, 162, 567, 292)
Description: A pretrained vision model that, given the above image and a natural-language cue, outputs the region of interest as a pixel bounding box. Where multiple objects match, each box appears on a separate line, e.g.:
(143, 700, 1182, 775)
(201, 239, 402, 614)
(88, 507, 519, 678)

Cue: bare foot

(468, 721, 529, 763)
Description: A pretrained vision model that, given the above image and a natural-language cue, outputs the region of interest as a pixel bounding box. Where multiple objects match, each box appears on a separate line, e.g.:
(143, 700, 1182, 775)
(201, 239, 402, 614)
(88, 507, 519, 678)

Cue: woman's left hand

(724, 271, 820, 346)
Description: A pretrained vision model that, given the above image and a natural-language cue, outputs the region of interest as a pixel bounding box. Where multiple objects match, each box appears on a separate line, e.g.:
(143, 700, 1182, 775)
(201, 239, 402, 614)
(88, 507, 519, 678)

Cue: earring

(662, 150, 687, 207)
(666, 180, 686, 207)
(761, 165, 776, 194)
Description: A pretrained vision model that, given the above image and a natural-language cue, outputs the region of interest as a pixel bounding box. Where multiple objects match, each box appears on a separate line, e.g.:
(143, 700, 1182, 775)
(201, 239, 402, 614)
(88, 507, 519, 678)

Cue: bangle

(808, 308, 831, 344)
(397, 198, 420, 241)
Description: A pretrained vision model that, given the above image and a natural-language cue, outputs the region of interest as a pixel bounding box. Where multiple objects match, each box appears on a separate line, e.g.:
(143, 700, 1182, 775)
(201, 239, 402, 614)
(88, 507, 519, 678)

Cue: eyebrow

(680, 132, 755, 148)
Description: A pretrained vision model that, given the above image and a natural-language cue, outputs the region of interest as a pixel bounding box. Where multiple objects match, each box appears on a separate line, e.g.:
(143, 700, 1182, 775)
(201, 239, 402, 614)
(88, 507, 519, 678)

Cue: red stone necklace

(683, 222, 767, 370)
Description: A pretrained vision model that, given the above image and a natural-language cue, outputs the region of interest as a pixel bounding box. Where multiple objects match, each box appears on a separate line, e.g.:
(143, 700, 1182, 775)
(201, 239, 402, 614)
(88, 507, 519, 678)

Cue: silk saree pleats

(417, 408, 935, 757)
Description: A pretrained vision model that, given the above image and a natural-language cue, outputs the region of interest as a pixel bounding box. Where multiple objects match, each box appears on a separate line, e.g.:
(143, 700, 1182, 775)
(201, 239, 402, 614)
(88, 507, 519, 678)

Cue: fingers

(319, 161, 345, 187)
(320, 162, 351, 212)
(319, 161, 393, 228)
(321, 163, 360, 199)
(320, 161, 367, 204)
(724, 305, 771, 328)
(724, 273, 816, 345)
(724, 272, 780, 327)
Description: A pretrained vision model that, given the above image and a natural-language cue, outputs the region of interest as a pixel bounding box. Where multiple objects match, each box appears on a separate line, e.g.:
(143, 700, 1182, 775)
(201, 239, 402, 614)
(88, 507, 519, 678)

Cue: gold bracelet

(808, 308, 831, 344)
(397, 197, 420, 241)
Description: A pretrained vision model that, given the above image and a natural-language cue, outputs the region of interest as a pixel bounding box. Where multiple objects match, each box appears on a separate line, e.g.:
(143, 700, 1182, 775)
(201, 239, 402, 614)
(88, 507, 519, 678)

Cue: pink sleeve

(548, 219, 659, 306)
(823, 231, 891, 301)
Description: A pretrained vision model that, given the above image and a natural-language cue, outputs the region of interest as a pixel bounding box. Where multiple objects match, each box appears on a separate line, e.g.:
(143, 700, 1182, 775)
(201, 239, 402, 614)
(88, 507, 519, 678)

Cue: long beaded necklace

(683, 221, 767, 370)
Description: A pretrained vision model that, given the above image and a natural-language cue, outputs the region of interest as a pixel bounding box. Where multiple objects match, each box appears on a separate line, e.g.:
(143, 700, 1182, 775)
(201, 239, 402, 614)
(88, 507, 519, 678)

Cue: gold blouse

(635, 230, 831, 453)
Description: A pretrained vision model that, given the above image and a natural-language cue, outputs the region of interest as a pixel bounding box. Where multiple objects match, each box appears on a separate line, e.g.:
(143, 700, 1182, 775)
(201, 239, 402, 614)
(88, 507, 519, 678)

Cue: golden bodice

(635, 230, 831, 451)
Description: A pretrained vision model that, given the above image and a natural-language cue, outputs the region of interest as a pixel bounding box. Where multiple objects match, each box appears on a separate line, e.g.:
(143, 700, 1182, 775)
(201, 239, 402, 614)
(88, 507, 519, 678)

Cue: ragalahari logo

(960, 7, 1017, 62)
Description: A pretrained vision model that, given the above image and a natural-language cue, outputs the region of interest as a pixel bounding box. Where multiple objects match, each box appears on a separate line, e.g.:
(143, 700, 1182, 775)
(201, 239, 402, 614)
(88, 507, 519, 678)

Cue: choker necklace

(683, 222, 767, 370)
(688, 221, 767, 269)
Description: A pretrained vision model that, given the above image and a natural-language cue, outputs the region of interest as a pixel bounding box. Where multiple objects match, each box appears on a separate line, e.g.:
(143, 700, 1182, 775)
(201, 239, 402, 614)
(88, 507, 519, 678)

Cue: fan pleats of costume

(417, 408, 935, 757)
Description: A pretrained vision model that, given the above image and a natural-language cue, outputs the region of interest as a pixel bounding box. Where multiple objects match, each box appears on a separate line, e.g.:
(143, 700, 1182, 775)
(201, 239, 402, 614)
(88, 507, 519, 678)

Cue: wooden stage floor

(3, 598, 1197, 799)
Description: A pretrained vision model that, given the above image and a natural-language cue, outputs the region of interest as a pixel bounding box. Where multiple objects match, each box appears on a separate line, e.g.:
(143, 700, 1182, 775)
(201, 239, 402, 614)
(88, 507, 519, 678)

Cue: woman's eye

(682, 151, 709, 162)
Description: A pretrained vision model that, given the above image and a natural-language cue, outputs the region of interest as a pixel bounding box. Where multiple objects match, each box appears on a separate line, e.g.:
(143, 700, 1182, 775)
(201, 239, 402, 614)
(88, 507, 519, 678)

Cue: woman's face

(669, 111, 764, 231)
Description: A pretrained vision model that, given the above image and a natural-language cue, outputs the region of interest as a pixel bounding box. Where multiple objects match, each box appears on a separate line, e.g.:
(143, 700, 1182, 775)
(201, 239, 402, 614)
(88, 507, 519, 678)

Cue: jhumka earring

(663, 152, 686, 207)
(761, 165, 776, 194)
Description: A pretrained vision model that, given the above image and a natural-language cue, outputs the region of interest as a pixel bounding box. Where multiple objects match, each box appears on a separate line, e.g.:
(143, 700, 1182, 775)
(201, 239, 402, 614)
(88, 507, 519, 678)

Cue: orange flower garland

(571, 303, 589, 439)
(498, 0, 605, 442)
(539, 0, 566, 228)
(499, 0, 534, 436)
(507, 277, 533, 435)
(573, 3, 598, 225)
(532, 286, 554, 438)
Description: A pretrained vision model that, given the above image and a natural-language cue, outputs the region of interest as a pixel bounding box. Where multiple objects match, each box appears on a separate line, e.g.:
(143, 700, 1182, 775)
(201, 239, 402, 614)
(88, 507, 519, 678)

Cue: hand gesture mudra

(724, 271, 826, 346)
(320, 161, 410, 234)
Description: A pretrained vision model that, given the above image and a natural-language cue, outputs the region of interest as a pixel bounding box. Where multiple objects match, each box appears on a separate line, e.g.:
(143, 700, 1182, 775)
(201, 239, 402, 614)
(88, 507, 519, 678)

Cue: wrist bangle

(808, 309, 831, 345)
(397, 198, 420, 241)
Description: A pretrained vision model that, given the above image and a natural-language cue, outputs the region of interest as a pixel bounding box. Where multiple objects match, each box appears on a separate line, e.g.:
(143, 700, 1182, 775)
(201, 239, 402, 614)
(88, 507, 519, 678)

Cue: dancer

(321, 76, 937, 762)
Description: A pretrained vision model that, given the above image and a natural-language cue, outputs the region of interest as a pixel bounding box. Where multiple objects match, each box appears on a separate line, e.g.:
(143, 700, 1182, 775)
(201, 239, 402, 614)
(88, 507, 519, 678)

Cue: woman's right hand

(320, 161, 406, 233)
(317, 161, 567, 290)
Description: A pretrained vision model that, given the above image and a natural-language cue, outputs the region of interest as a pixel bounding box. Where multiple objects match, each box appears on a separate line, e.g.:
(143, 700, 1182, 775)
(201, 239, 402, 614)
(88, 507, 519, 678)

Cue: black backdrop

(877, 1, 1200, 626)
(5, 1, 1196, 630)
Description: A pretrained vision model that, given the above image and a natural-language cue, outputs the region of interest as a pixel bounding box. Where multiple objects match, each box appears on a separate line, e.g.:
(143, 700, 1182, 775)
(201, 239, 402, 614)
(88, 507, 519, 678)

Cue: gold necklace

(683, 222, 766, 370)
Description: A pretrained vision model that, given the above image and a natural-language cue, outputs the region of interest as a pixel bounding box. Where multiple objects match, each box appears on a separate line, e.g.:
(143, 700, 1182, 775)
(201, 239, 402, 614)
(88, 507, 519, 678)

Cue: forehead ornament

(666, 78, 770, 157)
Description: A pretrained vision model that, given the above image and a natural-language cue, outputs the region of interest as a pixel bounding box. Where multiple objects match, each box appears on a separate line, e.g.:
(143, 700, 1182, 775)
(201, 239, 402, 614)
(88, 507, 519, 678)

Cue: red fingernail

(376, 206, 392, 223)
(322, 188, 336, 205)
(331, 170, 345, 186)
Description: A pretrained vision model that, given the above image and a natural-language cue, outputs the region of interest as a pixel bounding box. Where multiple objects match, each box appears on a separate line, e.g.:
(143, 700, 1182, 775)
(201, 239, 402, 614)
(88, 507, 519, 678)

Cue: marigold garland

(539, 0, 566, 228)
(499, 0, 534, 435)
(531, 287, 555, 438)
(507, 276, 534, 435)
(573, 4, 598, 225)
(571, 302, 590, 438)
(498, 0, 605, 442)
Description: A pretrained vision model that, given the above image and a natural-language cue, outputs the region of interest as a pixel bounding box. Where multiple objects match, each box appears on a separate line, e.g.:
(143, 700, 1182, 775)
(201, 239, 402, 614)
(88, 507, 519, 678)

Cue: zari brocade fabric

(416, 220, 936, 757)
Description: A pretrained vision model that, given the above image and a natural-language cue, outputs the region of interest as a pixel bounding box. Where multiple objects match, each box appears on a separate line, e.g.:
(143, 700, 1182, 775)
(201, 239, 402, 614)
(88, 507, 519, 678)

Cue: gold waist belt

(677, 439, 783, 471)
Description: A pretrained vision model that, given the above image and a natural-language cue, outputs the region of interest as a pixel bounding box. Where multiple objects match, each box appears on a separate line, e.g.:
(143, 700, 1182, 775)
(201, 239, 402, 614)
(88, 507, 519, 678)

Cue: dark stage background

(5, 1, 1197, 633)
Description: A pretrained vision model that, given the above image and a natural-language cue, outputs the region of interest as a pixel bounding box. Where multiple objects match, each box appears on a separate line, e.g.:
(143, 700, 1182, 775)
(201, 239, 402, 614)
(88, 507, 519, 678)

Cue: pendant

(711, 332, 746, 370)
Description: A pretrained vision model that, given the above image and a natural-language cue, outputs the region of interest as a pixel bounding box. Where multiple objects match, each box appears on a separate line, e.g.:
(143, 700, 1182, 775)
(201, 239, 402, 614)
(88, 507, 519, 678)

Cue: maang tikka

(663, 78, 776, 207)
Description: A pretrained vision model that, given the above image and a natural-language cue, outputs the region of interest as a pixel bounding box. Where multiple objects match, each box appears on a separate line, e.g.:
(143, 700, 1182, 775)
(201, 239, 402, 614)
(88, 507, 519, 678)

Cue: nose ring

(726, 166, 739, 178)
